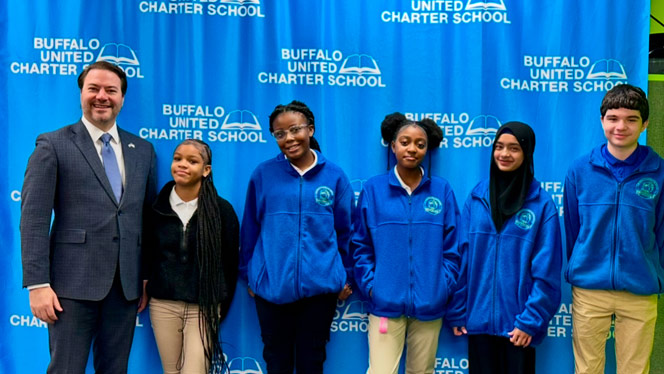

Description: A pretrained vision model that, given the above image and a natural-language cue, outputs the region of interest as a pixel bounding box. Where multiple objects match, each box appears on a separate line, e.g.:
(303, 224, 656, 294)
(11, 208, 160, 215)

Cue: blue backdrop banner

(1, 1, 650, 373)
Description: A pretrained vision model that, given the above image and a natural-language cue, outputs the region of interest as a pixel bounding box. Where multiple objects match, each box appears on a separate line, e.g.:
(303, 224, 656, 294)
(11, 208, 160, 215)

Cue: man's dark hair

(600, 84, 649, 121)
(77, 61, 128, 95)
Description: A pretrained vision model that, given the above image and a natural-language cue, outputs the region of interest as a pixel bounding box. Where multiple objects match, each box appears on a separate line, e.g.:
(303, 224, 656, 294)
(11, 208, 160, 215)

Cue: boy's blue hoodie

(564, 145, 664, 295)
(447, 179, 562, 346)
(240, 151, 353, 304)
(351, 168, 460, 321)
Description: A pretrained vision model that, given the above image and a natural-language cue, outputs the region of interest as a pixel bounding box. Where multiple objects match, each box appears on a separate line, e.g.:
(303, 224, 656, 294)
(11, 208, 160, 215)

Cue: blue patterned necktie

(100, 133, 123, 202)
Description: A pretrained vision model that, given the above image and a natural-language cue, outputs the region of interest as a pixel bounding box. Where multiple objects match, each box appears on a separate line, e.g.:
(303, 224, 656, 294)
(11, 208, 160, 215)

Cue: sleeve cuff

(27, 283, 50, 290)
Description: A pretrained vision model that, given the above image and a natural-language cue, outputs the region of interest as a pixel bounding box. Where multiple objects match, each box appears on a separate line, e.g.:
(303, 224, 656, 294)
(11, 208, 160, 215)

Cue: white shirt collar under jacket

(169, 185, 198, 227)
(394, 165, 424, 196)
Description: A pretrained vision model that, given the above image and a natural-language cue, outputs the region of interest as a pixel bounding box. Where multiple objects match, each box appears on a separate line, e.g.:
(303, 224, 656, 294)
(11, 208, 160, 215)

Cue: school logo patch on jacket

(515, 209, 536, 230)
(315, 186, 334, 206)
(423, 196, 443, 215)
(636, 178, 659, 200)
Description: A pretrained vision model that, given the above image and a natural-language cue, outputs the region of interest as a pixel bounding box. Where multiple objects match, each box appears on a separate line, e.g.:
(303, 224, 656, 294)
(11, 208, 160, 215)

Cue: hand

(338, 284, 352, 300)
(247, 287, 255, 298)
(29, 286, 63, 324)
(508, 327, 532, 347)
(453, 326, 467, 336)
(137, 280, 149, 313)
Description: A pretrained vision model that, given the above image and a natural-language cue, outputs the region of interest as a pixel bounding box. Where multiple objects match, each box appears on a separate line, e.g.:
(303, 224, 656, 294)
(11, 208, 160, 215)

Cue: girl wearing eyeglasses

(352, 113, 460, 374)
(240, 100, 353, 374)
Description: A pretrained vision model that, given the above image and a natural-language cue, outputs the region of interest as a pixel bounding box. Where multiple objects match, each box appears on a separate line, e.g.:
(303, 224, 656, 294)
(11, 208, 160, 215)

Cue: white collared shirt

(170, 186, 198, 227)
(394, 165, 424, 196)
(291, 150, 318, 176)
(81, 116, 126, 185)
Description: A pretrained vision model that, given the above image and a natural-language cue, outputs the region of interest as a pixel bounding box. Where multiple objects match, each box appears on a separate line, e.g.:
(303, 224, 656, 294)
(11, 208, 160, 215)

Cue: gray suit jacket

(21, 121, 157, 301)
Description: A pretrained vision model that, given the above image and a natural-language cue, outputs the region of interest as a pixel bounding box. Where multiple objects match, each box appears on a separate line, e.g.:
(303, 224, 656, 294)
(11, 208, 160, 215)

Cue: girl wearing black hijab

(446, 122, 563, 374)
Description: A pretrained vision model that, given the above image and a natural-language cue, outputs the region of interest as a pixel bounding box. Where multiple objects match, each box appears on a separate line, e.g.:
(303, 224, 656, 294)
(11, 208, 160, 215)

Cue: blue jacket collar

(276, 149, 326, 178)
(589, 144, 660, 174)
(388, 166, 431, 193)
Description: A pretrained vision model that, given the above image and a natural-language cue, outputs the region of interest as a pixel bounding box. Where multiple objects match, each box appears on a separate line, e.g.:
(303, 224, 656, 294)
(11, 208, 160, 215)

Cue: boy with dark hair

(564, 83, 664, 374)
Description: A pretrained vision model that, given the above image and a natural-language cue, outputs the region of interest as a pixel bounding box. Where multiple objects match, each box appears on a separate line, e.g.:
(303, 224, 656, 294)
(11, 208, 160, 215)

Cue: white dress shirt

(81, 116, 126, 186)
(169, 186, 198, 228)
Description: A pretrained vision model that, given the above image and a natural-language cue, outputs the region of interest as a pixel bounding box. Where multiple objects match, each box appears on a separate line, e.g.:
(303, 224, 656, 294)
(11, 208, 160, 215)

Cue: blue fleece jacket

(240, 151, 353, 304)
(351, 169, 460, 321)
(564, 145, 664, 295)
(447, 179, 562, 346)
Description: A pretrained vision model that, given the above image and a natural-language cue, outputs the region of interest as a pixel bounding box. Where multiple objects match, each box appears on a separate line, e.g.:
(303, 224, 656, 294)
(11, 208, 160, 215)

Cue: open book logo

(586, 59, 627, 80)
(221, 110, 262, 130)
(220, 0, 260, 3)
(227, 357, 264, 374)
(336, 300, 369, 321)
(465, 115, 501, 136)
(96, 43, 140, 66)
(339, 54, 381, 75)
(465, 0, 507, 11)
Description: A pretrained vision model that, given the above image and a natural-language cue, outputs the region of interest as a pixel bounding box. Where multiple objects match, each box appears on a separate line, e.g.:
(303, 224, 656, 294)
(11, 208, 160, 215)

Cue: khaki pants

(367, 314, 442, 374)
(150, 298, 207, 374)
(572, 287, 657, 374)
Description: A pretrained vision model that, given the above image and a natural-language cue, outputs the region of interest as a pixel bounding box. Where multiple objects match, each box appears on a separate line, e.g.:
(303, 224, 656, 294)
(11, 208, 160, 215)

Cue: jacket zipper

(295, 176, 303, 299)
(601, 163, 644, 290)
(181, 221, 189, 260)
(157, 203, 190, 263)
(492, 235, 501, 334)
(481, 195, 500, 334)
(407, 193, 414, 316)
(611, 183, 622, 290)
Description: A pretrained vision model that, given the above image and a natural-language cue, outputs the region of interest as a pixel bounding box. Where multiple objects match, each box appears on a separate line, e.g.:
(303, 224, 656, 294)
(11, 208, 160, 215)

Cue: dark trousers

(47, 273, 138, 374)
(468, 334, 536, 374)
(254, 293, 338, 374)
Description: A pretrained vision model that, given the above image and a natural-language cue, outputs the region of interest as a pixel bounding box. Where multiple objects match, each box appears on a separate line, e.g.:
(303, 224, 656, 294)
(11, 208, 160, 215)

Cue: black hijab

(489, 121, 536, 231)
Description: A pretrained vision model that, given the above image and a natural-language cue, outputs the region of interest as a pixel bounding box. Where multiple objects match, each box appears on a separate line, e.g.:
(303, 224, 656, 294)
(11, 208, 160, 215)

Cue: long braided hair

(176, 139, 227, 373)
(268, 100, 321, 152)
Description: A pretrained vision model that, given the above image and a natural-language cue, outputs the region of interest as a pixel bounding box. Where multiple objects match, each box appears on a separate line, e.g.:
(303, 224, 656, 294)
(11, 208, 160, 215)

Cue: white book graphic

(339, 54, 381, 75)
(96, 43, 139, 65)
(586, 59, 628, 80)
(220, 0, 260, 3)
(221, 110, 261, 130)
(341, 300, 369, 320)
(465, 0, 507, 11)
(466, 115, 501, 136)
(228, 357, 264, 374)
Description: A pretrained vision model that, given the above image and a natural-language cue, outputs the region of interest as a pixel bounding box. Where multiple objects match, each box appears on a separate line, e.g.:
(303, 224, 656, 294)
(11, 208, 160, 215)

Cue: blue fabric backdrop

(1, 1, 650, 373)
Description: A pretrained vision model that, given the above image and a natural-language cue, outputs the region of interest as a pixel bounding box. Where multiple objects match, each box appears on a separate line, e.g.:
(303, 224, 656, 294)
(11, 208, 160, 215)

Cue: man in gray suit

(21, 61, 157, 374)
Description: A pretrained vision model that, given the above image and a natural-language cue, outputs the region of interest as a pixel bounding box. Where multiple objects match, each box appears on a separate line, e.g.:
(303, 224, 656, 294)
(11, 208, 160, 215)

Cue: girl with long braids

(144, 139, 239, 373)
(447, 122, 562, 374)
(351, 113, 461, 374)
(240, 100, 353, 374)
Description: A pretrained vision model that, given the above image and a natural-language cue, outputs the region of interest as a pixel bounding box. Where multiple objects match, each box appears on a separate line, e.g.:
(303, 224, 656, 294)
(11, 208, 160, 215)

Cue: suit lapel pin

(128, 143, 135, 148)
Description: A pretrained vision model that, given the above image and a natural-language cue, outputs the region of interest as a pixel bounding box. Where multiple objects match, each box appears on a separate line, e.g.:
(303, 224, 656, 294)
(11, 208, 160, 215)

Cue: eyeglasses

(271, 124, 310, 141)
